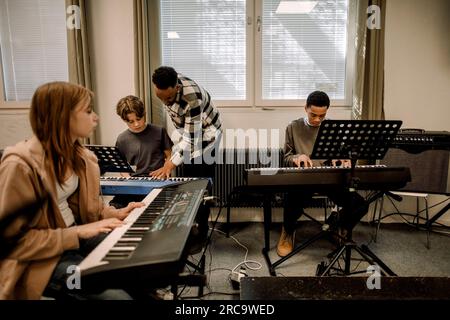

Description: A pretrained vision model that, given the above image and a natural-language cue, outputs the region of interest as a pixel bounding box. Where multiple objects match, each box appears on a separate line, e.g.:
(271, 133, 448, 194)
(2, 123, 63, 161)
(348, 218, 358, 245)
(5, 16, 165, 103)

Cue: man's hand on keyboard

(331, 159, 351, 168)
(293, 154, 313, 168)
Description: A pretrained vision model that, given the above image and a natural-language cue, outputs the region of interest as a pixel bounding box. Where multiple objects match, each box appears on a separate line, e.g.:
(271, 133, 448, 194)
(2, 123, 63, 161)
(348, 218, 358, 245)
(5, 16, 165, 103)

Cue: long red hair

(29, 81, 94, 186)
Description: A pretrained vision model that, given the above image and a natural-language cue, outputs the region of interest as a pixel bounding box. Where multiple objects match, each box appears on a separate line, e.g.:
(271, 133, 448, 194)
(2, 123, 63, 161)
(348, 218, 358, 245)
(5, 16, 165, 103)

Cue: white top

(56, 174, 79, 227)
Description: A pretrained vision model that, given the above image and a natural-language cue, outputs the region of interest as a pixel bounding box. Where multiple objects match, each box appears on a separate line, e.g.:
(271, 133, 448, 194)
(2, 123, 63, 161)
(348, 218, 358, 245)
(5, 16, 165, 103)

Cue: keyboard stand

(261, 195, 273, 274)
(261, 193, 344, 276)
(171, 273, 207, 300)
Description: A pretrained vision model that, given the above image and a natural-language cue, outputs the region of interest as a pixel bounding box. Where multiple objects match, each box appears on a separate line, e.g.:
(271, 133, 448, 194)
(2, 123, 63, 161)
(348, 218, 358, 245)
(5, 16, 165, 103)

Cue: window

(160, 0, 354, 107)
(160, 0, 248, 105)
(0, 0, 68, 105)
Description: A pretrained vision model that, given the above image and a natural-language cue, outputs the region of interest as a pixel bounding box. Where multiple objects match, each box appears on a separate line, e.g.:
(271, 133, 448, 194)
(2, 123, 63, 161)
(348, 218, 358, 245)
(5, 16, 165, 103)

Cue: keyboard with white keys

(79, 179, 209, 289)
(245, 165, 410, 191)
(100, 176, 199, 195)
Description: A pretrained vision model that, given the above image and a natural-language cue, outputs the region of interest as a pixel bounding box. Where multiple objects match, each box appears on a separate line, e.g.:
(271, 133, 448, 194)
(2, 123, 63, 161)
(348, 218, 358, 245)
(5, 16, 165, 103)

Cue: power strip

(230, 267, 247, 290)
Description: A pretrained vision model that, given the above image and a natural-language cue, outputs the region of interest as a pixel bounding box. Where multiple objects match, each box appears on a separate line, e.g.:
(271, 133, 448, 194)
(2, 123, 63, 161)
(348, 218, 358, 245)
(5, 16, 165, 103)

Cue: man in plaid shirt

(151, 66, 222, 181)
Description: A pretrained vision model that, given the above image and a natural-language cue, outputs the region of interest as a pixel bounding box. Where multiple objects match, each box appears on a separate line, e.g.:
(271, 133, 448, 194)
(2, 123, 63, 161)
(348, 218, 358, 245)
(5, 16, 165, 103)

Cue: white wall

(384, 0, 450, 131)
(166, 106, 352, 148)
(383, 0, 450, 224)
(0, 109, 32, 149)
(87, 0, 135, 146)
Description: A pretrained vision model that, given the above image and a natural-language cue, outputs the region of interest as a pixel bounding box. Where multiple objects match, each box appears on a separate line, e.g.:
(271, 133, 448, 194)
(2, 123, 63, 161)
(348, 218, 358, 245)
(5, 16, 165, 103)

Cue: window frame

(0, 55, 29, 109)
(159, 0, 356, 109)
(253, 0, 356, 108)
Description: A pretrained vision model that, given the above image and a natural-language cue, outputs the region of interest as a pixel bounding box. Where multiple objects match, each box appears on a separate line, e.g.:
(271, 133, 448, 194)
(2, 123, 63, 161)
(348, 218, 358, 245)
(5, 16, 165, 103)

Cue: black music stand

(86, 145, 134, 175)
(310, 119, 402, 276)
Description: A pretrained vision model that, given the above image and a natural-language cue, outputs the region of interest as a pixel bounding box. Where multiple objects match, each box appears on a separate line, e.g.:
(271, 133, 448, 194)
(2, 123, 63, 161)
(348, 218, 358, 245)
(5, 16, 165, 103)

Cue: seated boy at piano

(277, 91, 368, 257)
(110, 95, 173, 208)
(0, 82, 143, 299)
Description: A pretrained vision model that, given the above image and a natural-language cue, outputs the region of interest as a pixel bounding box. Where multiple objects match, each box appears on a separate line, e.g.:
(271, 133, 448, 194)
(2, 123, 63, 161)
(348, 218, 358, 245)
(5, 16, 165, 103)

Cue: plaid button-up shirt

(165, 74, 222, 166)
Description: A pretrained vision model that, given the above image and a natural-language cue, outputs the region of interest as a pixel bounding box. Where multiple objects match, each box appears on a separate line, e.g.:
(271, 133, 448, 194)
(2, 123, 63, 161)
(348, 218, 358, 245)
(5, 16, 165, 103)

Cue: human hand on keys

(331, 159, 351, 168)
(293, 154, 313, 168)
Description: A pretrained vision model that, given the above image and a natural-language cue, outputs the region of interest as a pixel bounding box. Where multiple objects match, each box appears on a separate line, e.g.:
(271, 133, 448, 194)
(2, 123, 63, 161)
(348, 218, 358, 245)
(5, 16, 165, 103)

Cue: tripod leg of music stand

(344, 244, 352, 274)
(226, 200, 231, 238)
(263, 197, 272, 252)
(374, 196, 384, 243)
(319, 244, 347, 276)
(360, 244, 397, 276)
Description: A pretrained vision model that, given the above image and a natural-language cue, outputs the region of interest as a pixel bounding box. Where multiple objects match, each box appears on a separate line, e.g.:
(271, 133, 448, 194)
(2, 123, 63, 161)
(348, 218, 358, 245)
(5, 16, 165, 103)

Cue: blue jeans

(44, 234, 133, 300)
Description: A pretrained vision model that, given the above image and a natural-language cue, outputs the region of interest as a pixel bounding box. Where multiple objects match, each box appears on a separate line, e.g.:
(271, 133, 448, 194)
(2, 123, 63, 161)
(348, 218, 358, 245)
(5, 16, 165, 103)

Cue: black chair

(373, 148, 450, 248)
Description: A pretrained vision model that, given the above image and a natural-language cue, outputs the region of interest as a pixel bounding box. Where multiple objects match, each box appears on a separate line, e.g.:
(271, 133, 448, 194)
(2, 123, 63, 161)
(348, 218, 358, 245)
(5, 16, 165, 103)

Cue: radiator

(176, 148, 283, 207)
(175, 148, 331, 208)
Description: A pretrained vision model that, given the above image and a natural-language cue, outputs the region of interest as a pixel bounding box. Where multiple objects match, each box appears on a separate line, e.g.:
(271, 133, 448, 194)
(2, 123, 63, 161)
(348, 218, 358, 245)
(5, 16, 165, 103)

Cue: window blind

(160, 0, 247, 100)
(261, 0, 349, 100)
(0, 0, 68, 101)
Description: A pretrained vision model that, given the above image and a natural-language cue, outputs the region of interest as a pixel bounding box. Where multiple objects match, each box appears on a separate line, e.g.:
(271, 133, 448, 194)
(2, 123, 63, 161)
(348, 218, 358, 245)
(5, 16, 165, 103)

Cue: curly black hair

(152, 66, 178, 89)
(306, 91, 330, 108)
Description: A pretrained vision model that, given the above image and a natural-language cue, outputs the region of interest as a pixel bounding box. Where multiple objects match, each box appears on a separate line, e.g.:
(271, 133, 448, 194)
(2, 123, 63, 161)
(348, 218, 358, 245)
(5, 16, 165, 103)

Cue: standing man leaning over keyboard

(277, 91, 368, 257)
(151, 66, 223, 253)
(150, 66, 222, 183)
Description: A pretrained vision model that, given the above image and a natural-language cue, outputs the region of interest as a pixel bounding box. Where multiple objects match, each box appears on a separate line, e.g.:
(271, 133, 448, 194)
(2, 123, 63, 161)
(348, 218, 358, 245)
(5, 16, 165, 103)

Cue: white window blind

(0, 0, 68, 101)
(261, 0, 349, 101)
(159, 0, 352, 107)
(160, 0, 247, 101)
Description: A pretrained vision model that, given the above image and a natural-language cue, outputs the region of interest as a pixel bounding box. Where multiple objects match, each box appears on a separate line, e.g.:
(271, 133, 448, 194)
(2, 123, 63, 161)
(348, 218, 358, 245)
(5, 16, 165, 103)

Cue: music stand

(310, 119, 402, 276)
(86, 145, 134, 175)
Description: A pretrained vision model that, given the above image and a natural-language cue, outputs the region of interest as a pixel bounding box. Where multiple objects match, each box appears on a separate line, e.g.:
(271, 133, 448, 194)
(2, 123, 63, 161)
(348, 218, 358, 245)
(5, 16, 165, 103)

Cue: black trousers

(283, 190, 368, 234)
(181, 154, 216, 195)
(178, 156, 217, 254)
(183, 162, 215, 180)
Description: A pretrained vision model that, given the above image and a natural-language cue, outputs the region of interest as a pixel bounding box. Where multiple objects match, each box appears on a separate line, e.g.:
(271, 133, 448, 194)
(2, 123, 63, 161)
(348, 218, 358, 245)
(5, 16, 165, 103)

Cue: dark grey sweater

(115, 124, 173, 175)
(283, 117, 323, 167)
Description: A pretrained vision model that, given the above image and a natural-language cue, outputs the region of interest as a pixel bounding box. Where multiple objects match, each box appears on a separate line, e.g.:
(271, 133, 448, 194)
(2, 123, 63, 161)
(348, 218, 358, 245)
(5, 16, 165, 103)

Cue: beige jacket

(0, 136, 104, 299)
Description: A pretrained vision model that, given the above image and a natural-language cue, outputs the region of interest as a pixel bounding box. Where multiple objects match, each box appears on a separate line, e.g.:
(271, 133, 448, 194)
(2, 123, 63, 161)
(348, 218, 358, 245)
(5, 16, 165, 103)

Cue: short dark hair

(306, 91, 330, 108)
(116, 95, 145, 121)
(152, 66, 178, 89)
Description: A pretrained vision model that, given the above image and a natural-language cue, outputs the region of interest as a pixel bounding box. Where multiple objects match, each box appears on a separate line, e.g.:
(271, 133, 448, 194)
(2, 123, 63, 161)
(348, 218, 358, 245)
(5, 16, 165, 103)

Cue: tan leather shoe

(277, 227, 295, 257)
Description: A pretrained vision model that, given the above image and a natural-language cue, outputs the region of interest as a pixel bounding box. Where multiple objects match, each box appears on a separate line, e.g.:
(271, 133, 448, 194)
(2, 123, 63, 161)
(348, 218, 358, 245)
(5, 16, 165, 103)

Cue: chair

(373, 148, 450, 248)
